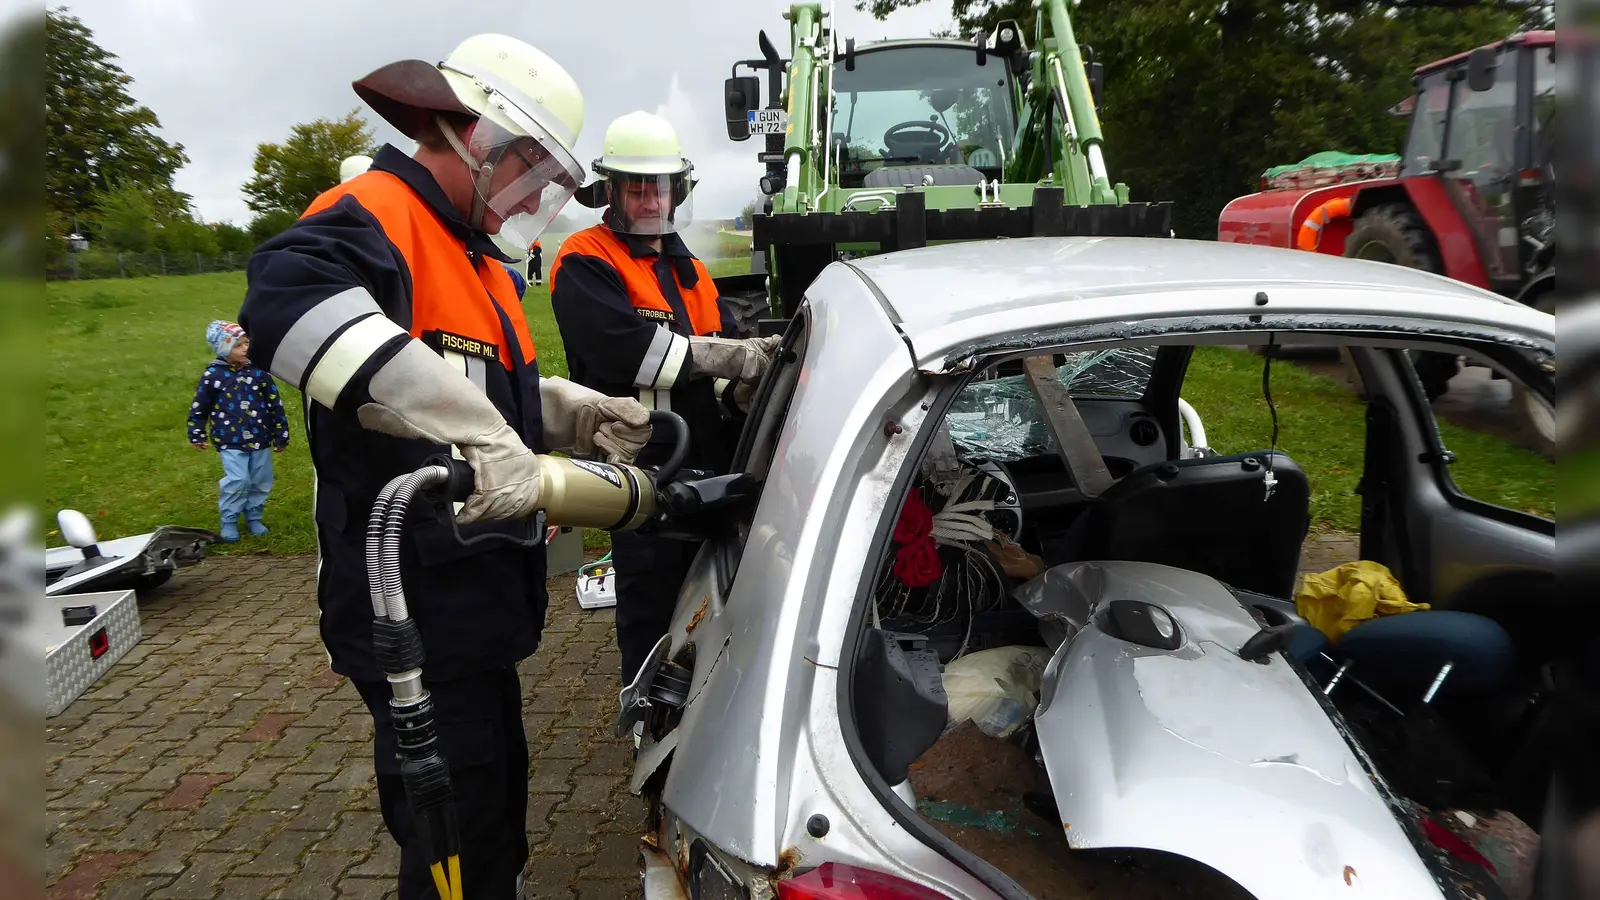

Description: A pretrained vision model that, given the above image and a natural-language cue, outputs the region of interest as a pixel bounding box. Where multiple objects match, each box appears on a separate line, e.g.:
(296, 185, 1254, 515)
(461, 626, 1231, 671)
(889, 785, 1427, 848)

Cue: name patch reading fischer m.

(428, 330, 501, 362)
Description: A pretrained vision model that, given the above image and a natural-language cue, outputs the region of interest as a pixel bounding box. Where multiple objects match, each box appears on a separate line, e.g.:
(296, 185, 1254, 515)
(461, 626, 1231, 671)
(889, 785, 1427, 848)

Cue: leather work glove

(688, 335, 781, 384)
(356, 341, 540, 524)
(540, 376, 652, 465)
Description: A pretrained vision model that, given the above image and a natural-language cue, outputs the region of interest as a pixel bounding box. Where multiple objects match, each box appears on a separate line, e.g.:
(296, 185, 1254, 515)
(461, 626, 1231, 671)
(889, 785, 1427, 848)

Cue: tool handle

(648, 410, 690, 485)
(421, 456, 476, 504)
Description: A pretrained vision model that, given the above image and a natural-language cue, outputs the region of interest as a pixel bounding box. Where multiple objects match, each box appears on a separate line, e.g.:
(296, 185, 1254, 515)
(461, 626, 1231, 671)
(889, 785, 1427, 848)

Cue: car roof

(839, 237, 1551, 367)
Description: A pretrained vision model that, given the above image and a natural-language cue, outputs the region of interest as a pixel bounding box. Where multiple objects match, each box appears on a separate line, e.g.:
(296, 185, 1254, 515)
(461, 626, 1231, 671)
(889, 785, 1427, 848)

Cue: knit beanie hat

(206, 320, 247, 360)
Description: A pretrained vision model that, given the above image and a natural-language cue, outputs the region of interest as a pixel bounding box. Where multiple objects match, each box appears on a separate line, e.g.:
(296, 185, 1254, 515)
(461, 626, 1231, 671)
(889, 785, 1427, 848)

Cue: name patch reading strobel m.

(428, 330, 501, 362)
(570, 459, 624, 489)
(636, 308, 675, 323)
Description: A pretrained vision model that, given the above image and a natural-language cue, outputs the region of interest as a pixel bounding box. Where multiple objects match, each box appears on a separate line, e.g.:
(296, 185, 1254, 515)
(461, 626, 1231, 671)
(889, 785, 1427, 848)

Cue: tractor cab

(828, 40, 1018, 189)
(1392, 33, 1555, 288)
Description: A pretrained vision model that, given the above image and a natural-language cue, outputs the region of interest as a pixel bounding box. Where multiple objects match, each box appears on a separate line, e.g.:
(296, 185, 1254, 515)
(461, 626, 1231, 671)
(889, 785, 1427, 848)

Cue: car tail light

(777, 863, 953, 899)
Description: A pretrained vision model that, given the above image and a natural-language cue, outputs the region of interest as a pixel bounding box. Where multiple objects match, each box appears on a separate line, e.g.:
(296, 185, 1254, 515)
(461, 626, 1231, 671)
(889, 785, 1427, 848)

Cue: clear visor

(460, 97, 584, 248)
(601, 171, 695, 236)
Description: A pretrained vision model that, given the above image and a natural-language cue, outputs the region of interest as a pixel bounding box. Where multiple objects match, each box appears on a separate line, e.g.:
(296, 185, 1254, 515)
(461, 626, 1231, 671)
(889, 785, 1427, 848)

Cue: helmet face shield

(458, 91, 585, 247)
(600, 169, 695, 236)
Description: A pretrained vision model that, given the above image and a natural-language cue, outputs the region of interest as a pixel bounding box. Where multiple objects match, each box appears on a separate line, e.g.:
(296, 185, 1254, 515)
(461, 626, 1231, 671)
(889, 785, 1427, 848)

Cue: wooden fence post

(117, 252, 125, 278)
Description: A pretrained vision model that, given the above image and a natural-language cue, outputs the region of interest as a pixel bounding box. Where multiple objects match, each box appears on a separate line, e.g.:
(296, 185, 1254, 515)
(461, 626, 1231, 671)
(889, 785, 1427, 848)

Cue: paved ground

(45, 558, 643, 900)
(46, 534, 1361, 900)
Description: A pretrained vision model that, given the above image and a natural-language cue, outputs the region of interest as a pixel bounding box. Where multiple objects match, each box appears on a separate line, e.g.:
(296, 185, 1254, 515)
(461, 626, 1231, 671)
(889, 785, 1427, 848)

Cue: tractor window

(1401, 71, 1451, 176)
(1532, 47, 1554, 168)
(831, 45, 1015, 184)
(1449, 61, 1518, 177)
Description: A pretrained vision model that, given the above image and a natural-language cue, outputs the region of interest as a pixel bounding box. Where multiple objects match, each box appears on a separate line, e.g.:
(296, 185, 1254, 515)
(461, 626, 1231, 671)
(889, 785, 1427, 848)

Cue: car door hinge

(1418, 450, 1458, 465)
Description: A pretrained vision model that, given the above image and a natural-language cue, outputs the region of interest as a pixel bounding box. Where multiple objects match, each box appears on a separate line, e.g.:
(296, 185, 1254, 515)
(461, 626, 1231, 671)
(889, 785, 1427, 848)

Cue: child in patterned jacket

(188, 320, 290, 542)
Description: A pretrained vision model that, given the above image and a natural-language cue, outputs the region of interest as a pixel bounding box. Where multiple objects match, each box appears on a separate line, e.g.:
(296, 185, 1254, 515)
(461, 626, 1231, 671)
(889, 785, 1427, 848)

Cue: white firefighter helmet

(579, 111, 696, 236)
(352, 34, 586, 248)
(339, 155, 373, 183)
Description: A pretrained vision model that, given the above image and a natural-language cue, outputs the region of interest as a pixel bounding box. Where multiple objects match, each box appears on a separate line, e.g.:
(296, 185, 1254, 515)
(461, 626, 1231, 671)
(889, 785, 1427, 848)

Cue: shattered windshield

(947, 348, 1156, 461)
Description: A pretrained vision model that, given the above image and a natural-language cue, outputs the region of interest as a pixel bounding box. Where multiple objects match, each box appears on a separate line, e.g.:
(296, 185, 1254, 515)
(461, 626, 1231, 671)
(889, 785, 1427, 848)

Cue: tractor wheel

(1345, 203, 1460, 399)
(719, 286, 771, 338)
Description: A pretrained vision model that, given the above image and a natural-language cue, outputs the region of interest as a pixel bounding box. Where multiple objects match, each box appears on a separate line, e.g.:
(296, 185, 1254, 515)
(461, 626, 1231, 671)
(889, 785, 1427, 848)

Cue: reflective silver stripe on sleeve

(304, 315, 409, 408)
(636, 388, 672, 413)
(654, 333, 690, 390)
(465, 355, 488, 394)
(633, 328, 690, 391)
(272, 287, 385, 389)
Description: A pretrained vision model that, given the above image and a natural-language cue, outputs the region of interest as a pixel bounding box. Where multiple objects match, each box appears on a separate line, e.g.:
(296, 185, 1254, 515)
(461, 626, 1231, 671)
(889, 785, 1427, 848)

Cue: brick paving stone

(279, 789, 359, 832)
(202, 811, 283, 853)
(232, 829, 323, 877)
(267, 851, 359, 899)
(348, 841, 398, 879)
(316, 812, 383, 854)
(332, 876, 393, 900)
(583, 833, 645, 881)
(48, 852, 146, 900)
(239, 712, 306, 742)
(249, 773, 329, 813)
(522, 856, 580, 900)
(194, 741, 259, 775)
(100, 876, 175, 900)
(75, 791, 166, 832)
(146, 852, 239, 899)
(133, 830, 219, 877)
(151, 773, 234, 810)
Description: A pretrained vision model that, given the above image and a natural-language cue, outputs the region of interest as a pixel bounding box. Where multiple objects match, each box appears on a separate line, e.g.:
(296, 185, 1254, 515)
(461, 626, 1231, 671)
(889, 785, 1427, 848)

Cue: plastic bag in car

(941, 645, 1053, 738)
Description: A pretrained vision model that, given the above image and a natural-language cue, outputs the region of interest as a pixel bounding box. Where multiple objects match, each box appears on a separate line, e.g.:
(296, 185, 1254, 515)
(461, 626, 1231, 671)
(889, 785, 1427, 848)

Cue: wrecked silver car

(621, 237, 1559, 899)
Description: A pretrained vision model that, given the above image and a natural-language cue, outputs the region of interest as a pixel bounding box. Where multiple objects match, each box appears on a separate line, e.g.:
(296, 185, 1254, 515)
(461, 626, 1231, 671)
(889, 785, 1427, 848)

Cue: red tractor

(1219, 30, 1555, 442)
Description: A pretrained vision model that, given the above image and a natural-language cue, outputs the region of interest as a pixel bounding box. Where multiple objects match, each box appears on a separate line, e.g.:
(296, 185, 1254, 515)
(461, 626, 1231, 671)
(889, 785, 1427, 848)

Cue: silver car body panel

(843, 237, 1552, 370)
(1030, 561, 1446, 899)
(636, 237, 1555, 897)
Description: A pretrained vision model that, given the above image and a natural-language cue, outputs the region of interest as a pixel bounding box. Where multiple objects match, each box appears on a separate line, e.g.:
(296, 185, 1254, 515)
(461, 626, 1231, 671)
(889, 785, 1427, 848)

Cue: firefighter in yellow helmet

(240, 36, 650, 899)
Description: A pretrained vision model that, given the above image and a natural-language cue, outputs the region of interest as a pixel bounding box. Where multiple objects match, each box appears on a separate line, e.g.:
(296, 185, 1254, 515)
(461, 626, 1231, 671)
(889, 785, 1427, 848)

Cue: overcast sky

(63, 0, 956, 226)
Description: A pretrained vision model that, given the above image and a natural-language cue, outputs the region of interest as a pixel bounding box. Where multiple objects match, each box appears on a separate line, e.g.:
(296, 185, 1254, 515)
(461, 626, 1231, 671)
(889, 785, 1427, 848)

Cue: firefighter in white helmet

(240, 36, 651, 900)
(549, 111, 779, 687)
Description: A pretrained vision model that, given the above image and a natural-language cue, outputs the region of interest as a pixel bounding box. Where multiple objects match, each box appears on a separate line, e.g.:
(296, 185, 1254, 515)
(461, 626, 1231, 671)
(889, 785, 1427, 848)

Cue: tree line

(861, 0, 1551, 237)
(44, 7, 378, 262)
(46, 1, 1556, 266)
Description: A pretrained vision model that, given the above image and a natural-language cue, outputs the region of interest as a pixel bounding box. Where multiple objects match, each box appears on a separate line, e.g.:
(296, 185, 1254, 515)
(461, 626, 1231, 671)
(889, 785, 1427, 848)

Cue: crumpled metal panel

(1026, 560, 1447, 900)
(945, 348, 1155, 460)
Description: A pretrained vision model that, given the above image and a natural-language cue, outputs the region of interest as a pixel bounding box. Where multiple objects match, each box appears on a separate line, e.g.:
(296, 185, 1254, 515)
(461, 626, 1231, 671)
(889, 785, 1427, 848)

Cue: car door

(1347, 342, 1553, 611)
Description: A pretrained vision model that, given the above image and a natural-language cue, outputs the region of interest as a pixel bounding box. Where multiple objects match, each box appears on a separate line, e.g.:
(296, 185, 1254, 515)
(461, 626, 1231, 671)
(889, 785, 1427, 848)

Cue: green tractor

(718, 0, 1173, 332)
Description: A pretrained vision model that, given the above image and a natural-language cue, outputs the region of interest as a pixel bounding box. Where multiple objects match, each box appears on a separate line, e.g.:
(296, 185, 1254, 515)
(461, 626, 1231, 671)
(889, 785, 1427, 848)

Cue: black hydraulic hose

(647, 410, 689, 485)
(379, 467, 448, 623)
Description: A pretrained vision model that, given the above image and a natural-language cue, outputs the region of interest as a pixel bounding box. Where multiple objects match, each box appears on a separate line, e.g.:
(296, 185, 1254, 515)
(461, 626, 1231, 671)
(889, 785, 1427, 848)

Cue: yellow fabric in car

(1295, 560, 1430, 643)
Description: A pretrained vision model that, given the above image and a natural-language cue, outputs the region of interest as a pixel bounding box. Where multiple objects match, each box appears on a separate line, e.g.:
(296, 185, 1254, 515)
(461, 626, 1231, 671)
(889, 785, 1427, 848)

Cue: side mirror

(58, 509, 100, 554)
(726, 75, 761, 141)
(1466, 47, 1497, 92)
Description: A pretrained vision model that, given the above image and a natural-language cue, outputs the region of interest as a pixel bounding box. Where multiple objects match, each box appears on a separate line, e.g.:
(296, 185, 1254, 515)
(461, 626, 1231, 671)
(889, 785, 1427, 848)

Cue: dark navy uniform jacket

(240, 144, 547, 683)
(548, 219, 741, 473)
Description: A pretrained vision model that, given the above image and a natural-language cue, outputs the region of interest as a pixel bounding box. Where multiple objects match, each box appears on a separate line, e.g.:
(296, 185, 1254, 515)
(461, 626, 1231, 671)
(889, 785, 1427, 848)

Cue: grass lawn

(1184, 346, 1554, 530)
(46, 270, 1553, 555)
